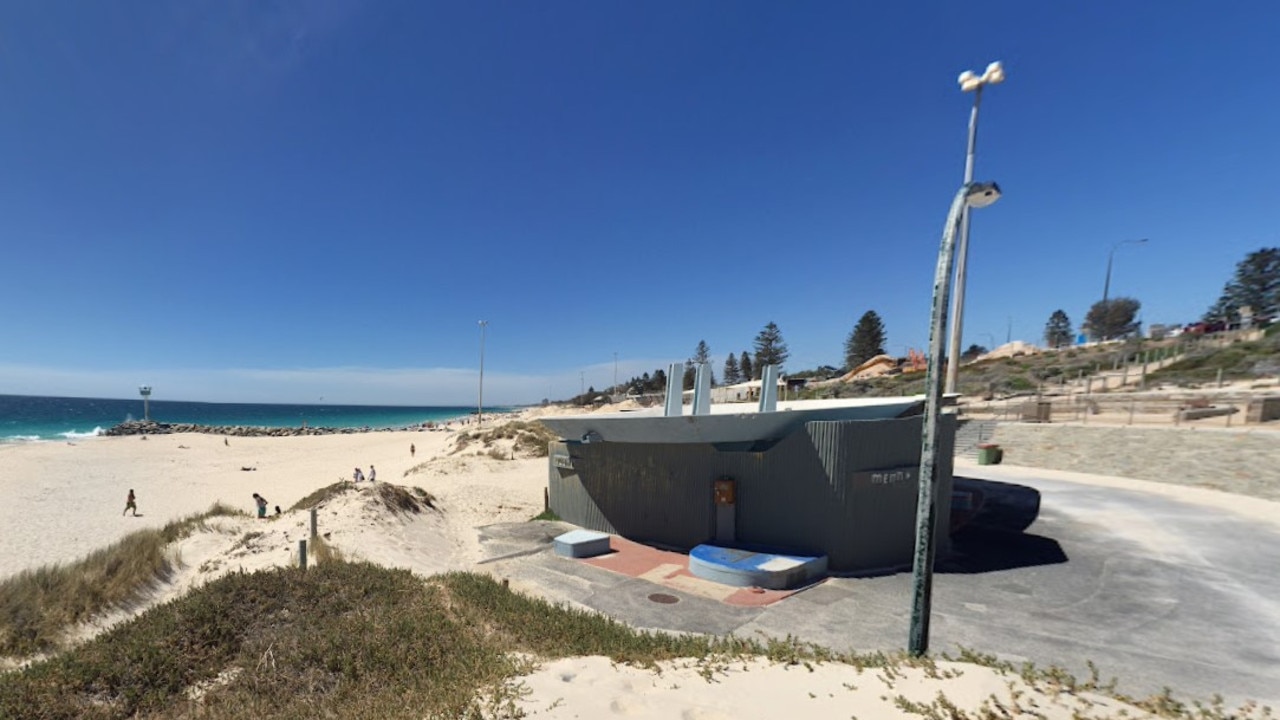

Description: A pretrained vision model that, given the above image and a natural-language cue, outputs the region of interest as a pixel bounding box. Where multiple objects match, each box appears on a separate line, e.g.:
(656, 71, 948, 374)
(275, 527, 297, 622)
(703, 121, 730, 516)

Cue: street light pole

(613, 352, 618, 395)
(477, 321, 488, 425)
(944, 61, 1005, 396)
(1100, 239, 1148, 339)
(910, 180, 1003, 657)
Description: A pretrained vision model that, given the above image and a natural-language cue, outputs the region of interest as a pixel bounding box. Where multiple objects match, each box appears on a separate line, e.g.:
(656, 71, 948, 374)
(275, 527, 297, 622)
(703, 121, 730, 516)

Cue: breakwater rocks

(104, 420, 426, 438)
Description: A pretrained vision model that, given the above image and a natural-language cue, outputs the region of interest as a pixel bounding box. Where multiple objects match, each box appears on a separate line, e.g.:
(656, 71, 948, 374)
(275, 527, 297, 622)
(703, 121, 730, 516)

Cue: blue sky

(1, 2, 1277, 405)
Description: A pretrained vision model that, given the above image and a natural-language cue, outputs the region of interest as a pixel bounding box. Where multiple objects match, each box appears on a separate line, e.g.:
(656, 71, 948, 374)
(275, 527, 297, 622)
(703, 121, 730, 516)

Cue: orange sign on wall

(713, 478, 736, 505)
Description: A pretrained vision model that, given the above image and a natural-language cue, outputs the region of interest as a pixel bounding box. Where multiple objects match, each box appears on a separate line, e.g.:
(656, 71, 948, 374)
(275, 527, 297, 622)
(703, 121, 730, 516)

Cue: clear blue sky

(2, 2, 1277, 405)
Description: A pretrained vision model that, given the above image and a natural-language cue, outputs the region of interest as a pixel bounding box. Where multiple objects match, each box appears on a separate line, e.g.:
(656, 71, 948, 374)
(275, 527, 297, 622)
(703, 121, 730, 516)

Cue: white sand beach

(2, 411, 1275, 718)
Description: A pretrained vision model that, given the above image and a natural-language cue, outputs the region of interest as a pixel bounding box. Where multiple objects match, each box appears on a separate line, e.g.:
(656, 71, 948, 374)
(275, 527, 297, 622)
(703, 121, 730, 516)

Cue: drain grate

(647, 592, 679, 604)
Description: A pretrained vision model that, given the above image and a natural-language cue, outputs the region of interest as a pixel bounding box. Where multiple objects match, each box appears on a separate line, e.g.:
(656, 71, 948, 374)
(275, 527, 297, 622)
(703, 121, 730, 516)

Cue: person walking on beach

(252, 493, 268, 519)
(353, 467, 364, 483)
(123, 489, 138, 517)
(410, 443, 415, 458)
(369, 465, 376, 483)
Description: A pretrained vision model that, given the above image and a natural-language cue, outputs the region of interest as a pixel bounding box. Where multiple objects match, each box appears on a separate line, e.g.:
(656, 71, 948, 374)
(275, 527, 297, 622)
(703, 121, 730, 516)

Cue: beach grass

(0, 503, 244, 657)
(452, 420, 557, 458)
(0, 562, 859, 720)
(1, 561, 1269, 719)
(287, 481, 353, 512)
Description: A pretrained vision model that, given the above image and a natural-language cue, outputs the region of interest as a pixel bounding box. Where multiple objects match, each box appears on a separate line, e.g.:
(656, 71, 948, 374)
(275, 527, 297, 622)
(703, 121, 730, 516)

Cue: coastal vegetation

(449, 420, 558, 459)
(845, 310, 887, 370)
(807, 330, 1279, 401)
(1, 561, 1268, 719)
(0, 503, 244, 657)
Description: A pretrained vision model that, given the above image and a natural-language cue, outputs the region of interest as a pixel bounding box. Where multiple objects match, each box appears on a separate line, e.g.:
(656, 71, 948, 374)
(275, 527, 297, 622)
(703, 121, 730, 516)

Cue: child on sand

(123, 489, 138, 517)
(252, 493, 268, 518)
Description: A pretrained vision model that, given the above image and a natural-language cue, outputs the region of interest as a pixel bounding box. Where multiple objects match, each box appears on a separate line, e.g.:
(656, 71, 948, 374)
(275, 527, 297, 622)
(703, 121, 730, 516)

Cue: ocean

(0, 394, 491, 442)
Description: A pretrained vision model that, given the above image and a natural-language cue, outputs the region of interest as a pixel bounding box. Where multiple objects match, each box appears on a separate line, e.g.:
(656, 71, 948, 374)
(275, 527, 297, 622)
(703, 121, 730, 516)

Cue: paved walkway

(582, 535, 798, 607)
(481, 463, 1280, 708)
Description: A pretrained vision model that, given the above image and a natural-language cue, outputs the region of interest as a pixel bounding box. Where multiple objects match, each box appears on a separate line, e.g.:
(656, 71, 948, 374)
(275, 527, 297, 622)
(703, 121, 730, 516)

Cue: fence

(959, 391, 1280, 429)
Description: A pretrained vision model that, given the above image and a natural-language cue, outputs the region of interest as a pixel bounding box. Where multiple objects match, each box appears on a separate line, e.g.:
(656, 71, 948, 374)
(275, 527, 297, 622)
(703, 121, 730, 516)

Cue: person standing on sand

(369, 465, 376, 483)
(410, 443, 415, 458)
(252, 493, 268, 518)
(123, 489, 138, 517)
(353, 467, 364, 483)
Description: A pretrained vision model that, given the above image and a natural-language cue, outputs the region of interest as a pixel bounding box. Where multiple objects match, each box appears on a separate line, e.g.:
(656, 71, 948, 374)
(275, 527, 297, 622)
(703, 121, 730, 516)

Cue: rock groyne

(104, 420, 424, 438)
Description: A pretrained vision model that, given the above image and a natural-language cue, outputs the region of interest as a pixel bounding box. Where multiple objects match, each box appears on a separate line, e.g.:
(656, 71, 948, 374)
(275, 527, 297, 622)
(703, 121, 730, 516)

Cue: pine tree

(1204, 247, 1280, 323)
(692, 340, 711, 365)
(1044, 309, 1073, 348)
(844, 310, 887, 370)
(752, 322, 790, 374)
(739, 351, 753, 382)
(723, 354, 741, 385)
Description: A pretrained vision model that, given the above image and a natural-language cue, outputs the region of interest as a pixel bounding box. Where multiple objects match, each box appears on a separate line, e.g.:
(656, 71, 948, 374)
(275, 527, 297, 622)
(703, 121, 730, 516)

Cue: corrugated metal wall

(548, 415, 955, 572)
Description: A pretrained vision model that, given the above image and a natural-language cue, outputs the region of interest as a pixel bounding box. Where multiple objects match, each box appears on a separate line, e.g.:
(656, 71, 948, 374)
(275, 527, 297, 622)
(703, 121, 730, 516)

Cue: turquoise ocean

(0, 394, 492, 443)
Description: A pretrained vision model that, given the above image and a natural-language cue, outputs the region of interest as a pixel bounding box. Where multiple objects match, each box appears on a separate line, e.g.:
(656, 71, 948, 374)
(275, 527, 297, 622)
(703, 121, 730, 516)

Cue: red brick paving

(580, 535, 809, 607)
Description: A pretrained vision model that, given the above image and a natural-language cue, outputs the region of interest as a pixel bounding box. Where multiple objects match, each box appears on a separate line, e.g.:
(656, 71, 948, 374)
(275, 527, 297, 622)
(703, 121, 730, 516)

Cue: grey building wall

(547, 415, 954, 573)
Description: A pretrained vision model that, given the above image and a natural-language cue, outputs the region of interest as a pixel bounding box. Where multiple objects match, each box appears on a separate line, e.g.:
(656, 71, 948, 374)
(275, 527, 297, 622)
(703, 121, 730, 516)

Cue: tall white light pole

(477, 321, 488, 425)
(911, 180, 1003, 656)
(944, 61, 1006, 396)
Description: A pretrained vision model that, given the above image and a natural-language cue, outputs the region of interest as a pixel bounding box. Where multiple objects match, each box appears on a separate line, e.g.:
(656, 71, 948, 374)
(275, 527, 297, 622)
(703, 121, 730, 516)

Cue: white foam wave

(59, 427, 104, 440)
(1, 435, 42, 443)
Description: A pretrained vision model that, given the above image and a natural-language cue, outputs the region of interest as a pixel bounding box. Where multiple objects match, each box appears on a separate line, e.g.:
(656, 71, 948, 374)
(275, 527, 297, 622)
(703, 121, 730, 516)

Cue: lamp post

(138, 386, 152, 422)
(910, 180, 1003, 657)
(613, 352, 619, 395)
(1100, 239, 1148, 339)
(944, 61, 1006, 396)
(477, 321, 488, 425)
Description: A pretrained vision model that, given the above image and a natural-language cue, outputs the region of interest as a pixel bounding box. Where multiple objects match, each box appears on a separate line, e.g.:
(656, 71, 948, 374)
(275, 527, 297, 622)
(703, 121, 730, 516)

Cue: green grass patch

(0, 503, 244, 657)
(0, 563, 1265, 719)
(529, 508, 561, 522)
(288, 481, 355, 512)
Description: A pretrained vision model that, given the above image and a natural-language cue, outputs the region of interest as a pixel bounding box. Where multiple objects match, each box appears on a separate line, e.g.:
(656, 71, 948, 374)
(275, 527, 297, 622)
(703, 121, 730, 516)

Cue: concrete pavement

(478, 464, 1280, 707)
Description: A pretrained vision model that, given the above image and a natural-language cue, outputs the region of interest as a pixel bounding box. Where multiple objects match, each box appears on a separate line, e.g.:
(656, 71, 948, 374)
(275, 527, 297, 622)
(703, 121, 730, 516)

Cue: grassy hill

(804, 331, 1278, 400)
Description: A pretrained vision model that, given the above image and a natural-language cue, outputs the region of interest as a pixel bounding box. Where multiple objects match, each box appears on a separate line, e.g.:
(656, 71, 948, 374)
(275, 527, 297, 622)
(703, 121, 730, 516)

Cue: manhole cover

(647, 592, 679, 604)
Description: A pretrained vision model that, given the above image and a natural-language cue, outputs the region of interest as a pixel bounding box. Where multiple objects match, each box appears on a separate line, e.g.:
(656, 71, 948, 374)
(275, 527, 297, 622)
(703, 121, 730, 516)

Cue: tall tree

(844, 310, 887, 370)
(1044, 309, 1074, 348)
(692, 340, 711, 365)
(684, 340, 715, 389)
(739, 351, 753, 382)
(723, 353, 741, 385)
(1204, 247, 1280, 323)
(752, 322, 790, 375)
(1086, 298, 1141, 340)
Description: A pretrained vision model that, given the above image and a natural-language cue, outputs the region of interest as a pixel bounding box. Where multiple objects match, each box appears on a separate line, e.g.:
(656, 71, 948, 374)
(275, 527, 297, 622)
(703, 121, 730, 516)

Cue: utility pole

(477, 321, 488, 425)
